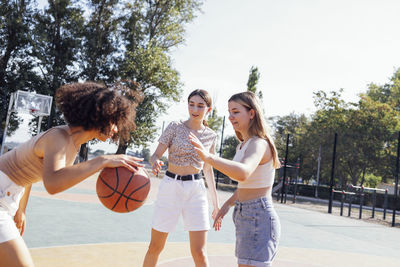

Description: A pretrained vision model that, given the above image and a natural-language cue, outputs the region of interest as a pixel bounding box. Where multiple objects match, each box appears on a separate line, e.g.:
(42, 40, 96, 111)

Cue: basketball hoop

(29, 108, 41, 117)
(1, 91, 53, 155)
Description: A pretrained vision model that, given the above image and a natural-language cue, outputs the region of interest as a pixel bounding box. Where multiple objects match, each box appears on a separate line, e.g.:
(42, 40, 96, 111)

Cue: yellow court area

(30, 243, 400, 267)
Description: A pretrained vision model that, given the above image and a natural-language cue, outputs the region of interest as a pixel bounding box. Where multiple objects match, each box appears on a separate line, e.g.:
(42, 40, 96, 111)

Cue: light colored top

(159, 121, 217, 171)
(0, 126, 77, 187)
(233, 137, 275, 189)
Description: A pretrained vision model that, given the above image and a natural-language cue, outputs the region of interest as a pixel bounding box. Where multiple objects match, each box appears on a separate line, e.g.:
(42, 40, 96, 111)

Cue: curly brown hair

(55, 82, 142, 142)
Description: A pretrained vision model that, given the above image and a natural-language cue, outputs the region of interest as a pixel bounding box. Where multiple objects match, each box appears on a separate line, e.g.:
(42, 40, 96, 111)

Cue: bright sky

(7, 0, 400, 154)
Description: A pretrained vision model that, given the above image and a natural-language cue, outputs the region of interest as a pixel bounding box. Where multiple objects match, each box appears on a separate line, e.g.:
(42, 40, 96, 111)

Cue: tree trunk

(360, 167, 367, 187)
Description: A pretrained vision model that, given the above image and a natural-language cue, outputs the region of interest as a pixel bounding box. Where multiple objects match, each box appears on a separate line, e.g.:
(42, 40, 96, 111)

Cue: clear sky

(6, 0, 400, 153)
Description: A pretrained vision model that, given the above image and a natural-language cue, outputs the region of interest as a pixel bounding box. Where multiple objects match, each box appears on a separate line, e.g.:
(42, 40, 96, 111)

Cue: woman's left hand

(212, 207, 222, 231)
(14, 209, 26, 236)
(101, 154, 145, 173)
(189, 133, 211, 162)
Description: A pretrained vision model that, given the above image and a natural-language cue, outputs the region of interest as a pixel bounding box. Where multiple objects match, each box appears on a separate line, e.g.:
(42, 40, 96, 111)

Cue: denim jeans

(233, 197, 281, 267)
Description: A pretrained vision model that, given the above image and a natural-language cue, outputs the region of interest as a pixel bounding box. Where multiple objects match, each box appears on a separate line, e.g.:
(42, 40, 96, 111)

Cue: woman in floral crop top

(143, 90, 220, 267)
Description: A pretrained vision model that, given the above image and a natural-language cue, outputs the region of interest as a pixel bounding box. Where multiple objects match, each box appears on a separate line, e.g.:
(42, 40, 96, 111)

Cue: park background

(1, 0, 400, 214)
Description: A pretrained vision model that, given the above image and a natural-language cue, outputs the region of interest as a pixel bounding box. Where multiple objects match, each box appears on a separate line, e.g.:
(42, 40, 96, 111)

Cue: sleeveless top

(158, 121, 217, 171)
(232, 137, 275, 189)
(0, 126, 77, 187)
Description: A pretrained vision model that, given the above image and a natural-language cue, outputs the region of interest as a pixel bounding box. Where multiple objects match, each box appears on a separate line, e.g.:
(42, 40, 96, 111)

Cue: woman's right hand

(213, 202, 231, 230)
(150, 158, 164, 175)
(102, 154, 144, 173)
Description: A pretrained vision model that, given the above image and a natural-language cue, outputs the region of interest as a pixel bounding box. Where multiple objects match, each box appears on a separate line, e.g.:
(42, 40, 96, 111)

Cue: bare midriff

(237, 187, 272, 202)
(167, 162, 201, 176)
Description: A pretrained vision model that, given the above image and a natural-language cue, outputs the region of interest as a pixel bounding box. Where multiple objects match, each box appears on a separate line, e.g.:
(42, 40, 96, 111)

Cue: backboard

(0, 91, 53, 155)
(13, 90, 53, 116)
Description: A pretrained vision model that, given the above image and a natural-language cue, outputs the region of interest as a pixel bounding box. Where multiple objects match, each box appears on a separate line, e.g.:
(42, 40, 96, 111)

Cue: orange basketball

(96, 166, 150, 213)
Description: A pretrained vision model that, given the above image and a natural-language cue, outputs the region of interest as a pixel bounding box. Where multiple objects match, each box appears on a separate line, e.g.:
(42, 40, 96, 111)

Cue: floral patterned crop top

(158, 121, 217, 170)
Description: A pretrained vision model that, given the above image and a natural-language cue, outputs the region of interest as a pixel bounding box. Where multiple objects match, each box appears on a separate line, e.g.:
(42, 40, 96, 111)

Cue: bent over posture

(0, 82, 143, 267)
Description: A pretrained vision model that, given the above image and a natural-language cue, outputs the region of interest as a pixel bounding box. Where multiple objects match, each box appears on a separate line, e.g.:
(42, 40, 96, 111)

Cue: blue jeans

(233, 197, 280, 267)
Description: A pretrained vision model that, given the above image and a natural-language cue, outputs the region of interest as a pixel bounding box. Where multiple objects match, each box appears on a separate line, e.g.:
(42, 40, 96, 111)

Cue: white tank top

(232, 137, 275, 189)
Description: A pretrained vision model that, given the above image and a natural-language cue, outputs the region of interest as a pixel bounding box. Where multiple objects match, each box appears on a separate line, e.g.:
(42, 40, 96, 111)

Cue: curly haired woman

(0, 82, 143, 267)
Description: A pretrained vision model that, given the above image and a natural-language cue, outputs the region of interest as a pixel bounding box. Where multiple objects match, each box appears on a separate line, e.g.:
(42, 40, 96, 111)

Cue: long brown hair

(187, 89, 212, 126)
(229, 92, 280, 169)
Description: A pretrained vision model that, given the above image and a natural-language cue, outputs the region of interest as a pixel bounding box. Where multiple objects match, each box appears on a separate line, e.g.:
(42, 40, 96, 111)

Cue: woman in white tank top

(190, 92, 281, 267)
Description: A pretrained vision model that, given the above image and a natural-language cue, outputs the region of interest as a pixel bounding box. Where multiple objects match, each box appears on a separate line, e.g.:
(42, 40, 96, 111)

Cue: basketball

(96, 166, 150, 213)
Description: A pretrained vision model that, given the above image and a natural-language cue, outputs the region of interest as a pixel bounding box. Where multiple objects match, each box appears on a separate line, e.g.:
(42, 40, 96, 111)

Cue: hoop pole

(348, 193, 353, 217)
(293, 157, 300, 203)
(37, 116, 43, 135)
(359, 186, 364, 219)
(1, 93, 15, 155)
(383, 189, 388, 220)
(280, 134, 290, 203)
(216, 116, 225, 189)
(328, 133, 338, 214)
(315, 144, 321, 198)
(392, 131, 400, 227)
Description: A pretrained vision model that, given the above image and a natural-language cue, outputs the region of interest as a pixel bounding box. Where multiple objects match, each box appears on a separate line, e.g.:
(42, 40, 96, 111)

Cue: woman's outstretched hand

(212, 207, 222, 231)
(213, 203, 230, 230)
(189, 132, 211, 162)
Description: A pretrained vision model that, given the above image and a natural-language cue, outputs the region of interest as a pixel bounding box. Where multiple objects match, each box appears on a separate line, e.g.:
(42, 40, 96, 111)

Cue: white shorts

(0, 170, 25, 243)
(152, 175, 210, 233)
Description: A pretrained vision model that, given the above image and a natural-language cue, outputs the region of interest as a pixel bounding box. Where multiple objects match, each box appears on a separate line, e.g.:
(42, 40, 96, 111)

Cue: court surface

(23, 174, 400, 267)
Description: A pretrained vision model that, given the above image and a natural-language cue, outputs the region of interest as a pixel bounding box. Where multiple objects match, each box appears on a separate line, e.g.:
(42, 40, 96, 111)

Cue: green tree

(364, 173, 382, 188)
(32, 0, 85, 128)
(364, 69, 400, 182)
(116, 0, 203, 153)
(76, 0, 122, 160)
(0, 0, 39, 139)
(207, 108, 223, 132)
(246, 66, 263, 99)
(298, 88, 399, 188)
(339, 96, 397, 186)
(80, 0, 120, 82)
(366, 68, 400, 111)
(222, 135, 239, 160)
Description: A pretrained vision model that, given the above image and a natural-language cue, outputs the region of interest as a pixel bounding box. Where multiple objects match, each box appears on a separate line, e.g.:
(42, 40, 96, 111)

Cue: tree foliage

(222, 135, 239, 160)
(0, 0, 38, 137)
(271, 69, 400, 188)
(246, 65, 263, 99)
(0, 0, 203, 153)
(207, 109, 223, 132)
(116, 0, 202, 152)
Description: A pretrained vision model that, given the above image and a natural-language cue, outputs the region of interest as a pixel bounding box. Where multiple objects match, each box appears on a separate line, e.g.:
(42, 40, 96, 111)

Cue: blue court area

(23, 175, 400, 266)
